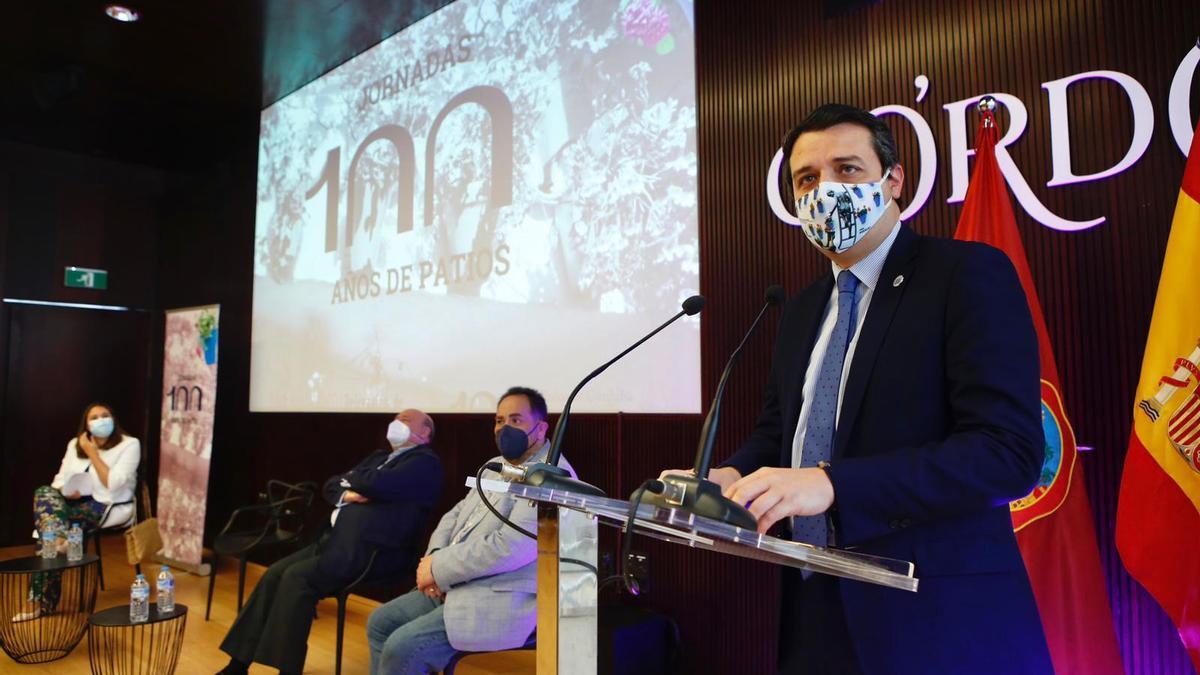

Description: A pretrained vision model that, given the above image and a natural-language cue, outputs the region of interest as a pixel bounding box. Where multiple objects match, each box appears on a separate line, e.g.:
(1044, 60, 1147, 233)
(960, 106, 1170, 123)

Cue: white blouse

(51, 435, 141, 528)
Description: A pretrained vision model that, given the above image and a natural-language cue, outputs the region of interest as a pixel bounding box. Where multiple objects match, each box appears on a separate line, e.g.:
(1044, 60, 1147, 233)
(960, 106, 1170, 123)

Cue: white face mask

(88, 417, 114, 439)
(793, 168, 893, 253)
(386, 420, 411, 449)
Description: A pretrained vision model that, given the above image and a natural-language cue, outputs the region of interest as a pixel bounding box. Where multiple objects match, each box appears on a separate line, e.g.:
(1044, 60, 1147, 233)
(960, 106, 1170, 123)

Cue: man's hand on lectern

(723, 467, 834, 534)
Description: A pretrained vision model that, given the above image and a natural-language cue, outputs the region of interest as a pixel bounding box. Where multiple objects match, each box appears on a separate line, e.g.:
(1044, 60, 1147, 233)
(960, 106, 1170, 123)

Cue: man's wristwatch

(817, 460, 835, 500)
(817, 461, 838, 545)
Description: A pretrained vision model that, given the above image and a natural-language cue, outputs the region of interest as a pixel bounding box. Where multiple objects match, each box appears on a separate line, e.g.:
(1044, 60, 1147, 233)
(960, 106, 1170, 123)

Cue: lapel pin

(893, 275, 905, 287)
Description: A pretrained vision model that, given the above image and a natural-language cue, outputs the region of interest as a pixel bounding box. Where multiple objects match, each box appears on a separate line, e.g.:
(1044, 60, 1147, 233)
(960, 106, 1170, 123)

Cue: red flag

(1116, 119, 1200, 670)
(953, 102, 1124, 675)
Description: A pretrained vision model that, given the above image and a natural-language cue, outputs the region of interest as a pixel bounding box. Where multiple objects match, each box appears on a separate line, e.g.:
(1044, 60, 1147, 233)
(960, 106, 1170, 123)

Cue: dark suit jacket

(315, 445, 443, 582)
(724, 226, 1053, 675)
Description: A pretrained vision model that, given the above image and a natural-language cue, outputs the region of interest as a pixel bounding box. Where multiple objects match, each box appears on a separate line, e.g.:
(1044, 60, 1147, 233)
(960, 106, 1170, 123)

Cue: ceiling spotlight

(104, 5, 139, 22)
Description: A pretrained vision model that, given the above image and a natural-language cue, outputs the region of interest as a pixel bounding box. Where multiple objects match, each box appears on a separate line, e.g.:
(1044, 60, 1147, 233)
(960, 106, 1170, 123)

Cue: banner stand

(157, 304, 220, 571)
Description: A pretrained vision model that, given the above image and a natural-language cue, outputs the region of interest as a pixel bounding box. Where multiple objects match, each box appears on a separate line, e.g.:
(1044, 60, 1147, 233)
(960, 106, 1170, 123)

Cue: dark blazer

(316, 445, 443, 581)
(724, 226, 1053, 675)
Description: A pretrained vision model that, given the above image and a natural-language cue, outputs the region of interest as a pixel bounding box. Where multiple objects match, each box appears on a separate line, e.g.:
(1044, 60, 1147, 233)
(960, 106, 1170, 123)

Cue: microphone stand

(638, 287, 784, 529)
(521, 295, 706, 497)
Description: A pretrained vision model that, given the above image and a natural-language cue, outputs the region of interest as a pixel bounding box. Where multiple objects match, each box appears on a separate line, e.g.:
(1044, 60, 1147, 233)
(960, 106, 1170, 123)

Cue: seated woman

(14, 402, 141, 621)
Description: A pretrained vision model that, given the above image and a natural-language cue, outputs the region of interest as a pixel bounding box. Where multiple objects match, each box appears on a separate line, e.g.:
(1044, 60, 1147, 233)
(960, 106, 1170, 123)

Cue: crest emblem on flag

(1010, 380, 1076, 530)
(1139, 341, 1200, 474)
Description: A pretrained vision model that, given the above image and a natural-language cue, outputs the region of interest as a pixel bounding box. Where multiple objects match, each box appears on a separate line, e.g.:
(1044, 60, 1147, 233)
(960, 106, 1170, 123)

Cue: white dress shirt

(51, 435, 141, 527)
(791, 223, 902, 468)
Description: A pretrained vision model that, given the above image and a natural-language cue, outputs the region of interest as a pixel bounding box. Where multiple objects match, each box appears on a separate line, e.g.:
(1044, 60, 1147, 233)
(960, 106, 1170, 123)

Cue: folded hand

(341, 490, 369, 504)
(416, 555, 436, 591)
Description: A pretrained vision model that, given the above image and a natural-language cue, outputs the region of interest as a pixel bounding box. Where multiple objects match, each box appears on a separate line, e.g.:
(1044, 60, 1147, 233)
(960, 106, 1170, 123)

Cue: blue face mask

(495, 425, 533, 462)
(88, 417, 115, 439)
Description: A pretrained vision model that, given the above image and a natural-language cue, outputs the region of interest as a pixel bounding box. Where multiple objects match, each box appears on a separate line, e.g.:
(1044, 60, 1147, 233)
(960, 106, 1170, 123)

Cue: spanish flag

(954, 103, 1124, 675)
(1117, 119, 1200, 671)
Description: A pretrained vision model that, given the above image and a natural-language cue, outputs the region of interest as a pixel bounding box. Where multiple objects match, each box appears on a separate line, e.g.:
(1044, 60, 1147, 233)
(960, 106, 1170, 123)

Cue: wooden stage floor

(0, 534, 382, 674)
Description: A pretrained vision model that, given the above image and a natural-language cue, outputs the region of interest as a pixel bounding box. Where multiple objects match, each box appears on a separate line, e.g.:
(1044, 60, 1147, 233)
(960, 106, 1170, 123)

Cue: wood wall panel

(693, 0, 1199, 672)
(3, 0, 1197, 672)
(169, 1, 1198, 671)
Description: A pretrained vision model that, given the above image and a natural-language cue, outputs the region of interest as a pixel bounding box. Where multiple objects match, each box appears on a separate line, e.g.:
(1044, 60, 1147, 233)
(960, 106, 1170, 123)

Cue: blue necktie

(793, 270, 860, 551)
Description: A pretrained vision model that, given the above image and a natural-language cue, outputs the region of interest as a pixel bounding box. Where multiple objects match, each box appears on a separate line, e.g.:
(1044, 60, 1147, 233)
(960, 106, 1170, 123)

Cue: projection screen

(252, 0, 698, 413)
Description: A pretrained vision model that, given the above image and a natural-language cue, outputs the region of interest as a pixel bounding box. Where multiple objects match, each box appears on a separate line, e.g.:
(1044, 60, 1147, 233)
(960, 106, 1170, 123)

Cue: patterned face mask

(793, 169, 892, 253)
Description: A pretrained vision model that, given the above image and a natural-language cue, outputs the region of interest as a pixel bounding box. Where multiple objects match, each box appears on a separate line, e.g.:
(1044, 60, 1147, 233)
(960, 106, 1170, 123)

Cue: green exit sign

(64, 267, 108, 290)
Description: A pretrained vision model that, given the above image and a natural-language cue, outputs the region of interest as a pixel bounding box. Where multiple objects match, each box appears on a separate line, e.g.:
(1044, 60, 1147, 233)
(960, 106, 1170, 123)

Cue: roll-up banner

(157, 304, 219, 569)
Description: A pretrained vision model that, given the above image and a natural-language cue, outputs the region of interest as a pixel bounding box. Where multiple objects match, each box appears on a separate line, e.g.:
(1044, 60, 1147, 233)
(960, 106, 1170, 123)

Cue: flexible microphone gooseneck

(520, 294, 706, 497)
(475, 461, 599, 575)
(638, 286, 785, 529)
(695, 285, 786, 478)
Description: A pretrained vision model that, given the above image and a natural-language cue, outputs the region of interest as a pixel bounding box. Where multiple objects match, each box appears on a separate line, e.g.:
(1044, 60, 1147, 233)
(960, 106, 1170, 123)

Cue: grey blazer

(427, 446, 576, 651)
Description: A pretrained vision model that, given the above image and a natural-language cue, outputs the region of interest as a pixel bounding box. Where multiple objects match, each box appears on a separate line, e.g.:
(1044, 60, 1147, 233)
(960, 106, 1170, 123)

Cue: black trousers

(218, 538, 350, 672)
(778, 569, 863, 675)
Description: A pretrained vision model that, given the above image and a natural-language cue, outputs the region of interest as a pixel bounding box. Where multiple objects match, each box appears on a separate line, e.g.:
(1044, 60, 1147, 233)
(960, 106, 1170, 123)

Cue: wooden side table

(88, 603, 188, 675)
(0, 554, 99, 663)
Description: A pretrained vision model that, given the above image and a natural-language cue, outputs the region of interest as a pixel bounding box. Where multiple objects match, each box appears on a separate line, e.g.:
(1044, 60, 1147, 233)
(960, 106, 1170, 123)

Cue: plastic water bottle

(39, 519, 60, 560)
(66, 523, 84, 562)
(130, 574, 150, 623)
(156, 565, 175, 613)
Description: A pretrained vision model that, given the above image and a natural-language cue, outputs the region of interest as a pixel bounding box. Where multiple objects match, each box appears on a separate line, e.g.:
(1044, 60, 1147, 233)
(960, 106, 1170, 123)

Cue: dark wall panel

(0, 304, 151, 545)
(0, 142, 163, 547)
(0, 142, 162, 308)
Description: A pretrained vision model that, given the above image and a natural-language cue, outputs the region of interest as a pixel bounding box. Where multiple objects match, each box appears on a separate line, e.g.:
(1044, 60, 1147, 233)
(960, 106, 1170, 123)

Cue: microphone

(483, 459, 603, 494)
(521, 294, 706, 497)
(638, 285, 785, 529)
(484, 459, 587, 488)
(484, 461, 527, 482)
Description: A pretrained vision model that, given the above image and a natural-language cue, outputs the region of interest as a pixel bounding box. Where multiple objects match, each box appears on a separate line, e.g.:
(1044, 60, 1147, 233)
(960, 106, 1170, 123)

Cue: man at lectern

(665, 104, 1052, 674)
(366, 386, 578, 675)
(216, 408, 442, 675)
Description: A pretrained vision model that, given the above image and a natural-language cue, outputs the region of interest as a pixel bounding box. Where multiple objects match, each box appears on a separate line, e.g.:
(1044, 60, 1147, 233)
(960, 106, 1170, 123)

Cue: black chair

(87, 497, 131, 586)
(204, 480, 318, 621)
(328, 546, 416, 675)
(41, 480, 144, 591)
(89, 495, 135, 591)
(442, 632, 537, 674)
(30, 482, 140, 592)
